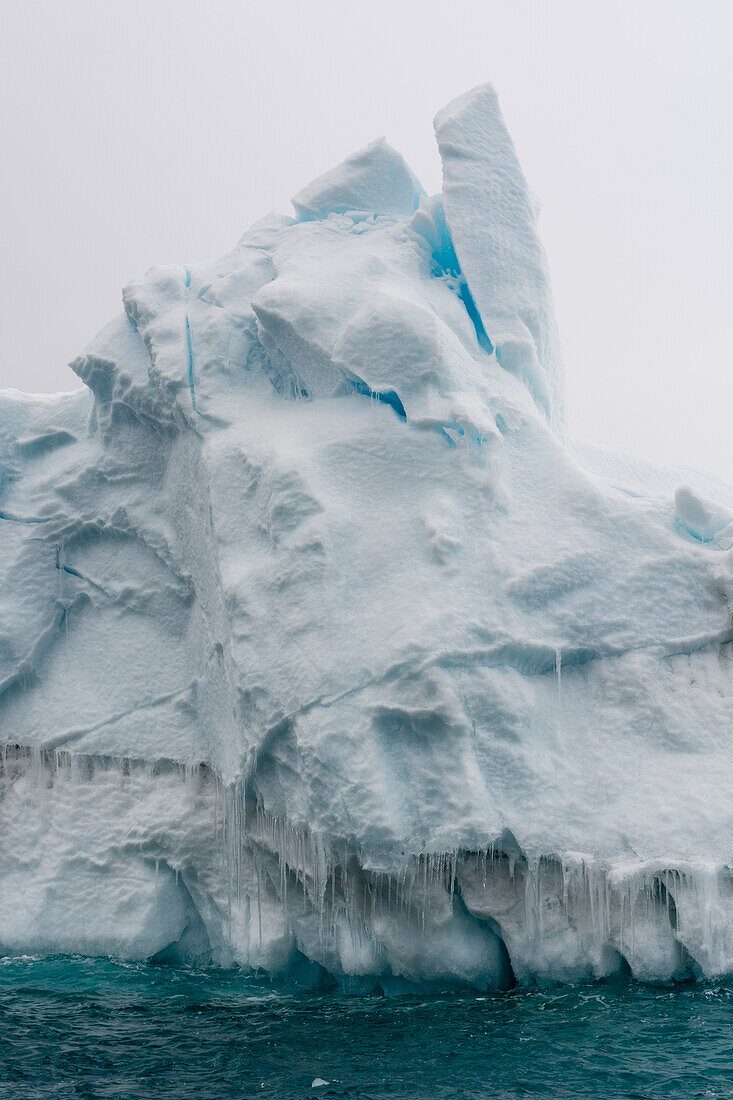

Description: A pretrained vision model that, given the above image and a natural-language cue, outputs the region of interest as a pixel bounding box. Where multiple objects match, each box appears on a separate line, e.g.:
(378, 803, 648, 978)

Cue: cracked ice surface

(1, 85, 732, 987)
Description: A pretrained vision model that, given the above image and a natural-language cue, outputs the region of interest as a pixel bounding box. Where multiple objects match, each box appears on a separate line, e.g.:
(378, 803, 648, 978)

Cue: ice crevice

(38, 683, 197, 752)
(0, 593, 91, 703)
(341, 373, 407, 422)
(271, 626, 733, 728)
(183, 266, 200, 417)
(54, 545, 112, 599)
(0, 509, 51, 524)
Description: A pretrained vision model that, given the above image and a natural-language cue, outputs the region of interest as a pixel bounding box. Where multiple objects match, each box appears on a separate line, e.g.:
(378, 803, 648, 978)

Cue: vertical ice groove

(555, 646, 563, 747)
(183, 265, 199, 415)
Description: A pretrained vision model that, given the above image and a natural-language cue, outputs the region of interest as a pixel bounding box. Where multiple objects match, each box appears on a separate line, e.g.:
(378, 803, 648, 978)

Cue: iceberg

(1, 84, 732, 989)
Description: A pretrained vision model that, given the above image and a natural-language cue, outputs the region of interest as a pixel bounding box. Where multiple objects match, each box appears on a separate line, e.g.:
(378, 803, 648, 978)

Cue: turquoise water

(2, 958, 733, 1098)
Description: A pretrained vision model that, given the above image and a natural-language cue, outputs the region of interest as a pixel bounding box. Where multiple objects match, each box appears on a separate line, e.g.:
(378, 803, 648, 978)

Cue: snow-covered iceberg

(1, 84, 732, 989)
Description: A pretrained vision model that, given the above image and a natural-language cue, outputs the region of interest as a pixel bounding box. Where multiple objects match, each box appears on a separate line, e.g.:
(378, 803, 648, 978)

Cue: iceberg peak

(291, 136, 424, 221)
(435, 82, 565, 433)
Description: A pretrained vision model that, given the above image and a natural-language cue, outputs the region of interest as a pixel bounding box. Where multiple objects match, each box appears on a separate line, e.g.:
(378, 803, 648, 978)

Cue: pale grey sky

(2, 0, 732, 482)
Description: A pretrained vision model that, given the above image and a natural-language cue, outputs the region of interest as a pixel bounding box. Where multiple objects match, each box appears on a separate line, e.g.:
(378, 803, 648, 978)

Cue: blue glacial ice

(1, 84, 732, 989)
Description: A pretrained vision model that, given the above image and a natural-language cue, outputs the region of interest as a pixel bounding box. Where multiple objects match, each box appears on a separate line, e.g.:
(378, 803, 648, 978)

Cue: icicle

(555, 647, 564, 748)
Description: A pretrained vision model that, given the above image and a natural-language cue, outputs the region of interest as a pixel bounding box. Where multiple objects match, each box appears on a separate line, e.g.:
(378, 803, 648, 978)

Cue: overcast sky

(2, 0, 732, 482)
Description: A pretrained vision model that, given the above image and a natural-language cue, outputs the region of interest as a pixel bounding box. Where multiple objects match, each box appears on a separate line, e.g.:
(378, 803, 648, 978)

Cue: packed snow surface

(1, 84, 732, 989)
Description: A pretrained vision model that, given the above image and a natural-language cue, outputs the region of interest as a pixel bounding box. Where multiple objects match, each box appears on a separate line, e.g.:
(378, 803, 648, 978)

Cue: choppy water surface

(2, 958, 733, 1098)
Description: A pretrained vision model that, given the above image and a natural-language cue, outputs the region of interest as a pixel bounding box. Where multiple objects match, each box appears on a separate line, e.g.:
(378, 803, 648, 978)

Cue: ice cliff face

(2, 84, 733, 989)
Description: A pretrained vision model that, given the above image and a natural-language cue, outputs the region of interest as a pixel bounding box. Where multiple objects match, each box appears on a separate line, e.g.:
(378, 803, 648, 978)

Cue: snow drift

(1, 84, 732, 989)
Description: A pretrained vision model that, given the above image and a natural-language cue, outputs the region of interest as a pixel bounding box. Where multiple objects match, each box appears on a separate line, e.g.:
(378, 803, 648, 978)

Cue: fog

(2, 0, 732, 481)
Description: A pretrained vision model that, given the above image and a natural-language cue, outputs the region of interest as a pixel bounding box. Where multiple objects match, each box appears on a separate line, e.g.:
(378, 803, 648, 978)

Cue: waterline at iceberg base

(1, 84, 732, 990)
(2, 748, 733, 989)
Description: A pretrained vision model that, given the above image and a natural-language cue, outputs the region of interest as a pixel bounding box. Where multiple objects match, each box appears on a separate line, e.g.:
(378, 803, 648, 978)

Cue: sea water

(1, 956, 732, 1098)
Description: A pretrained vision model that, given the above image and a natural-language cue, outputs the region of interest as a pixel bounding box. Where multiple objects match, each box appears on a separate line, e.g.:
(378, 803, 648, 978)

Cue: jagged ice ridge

(1, 84, 733, 990)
